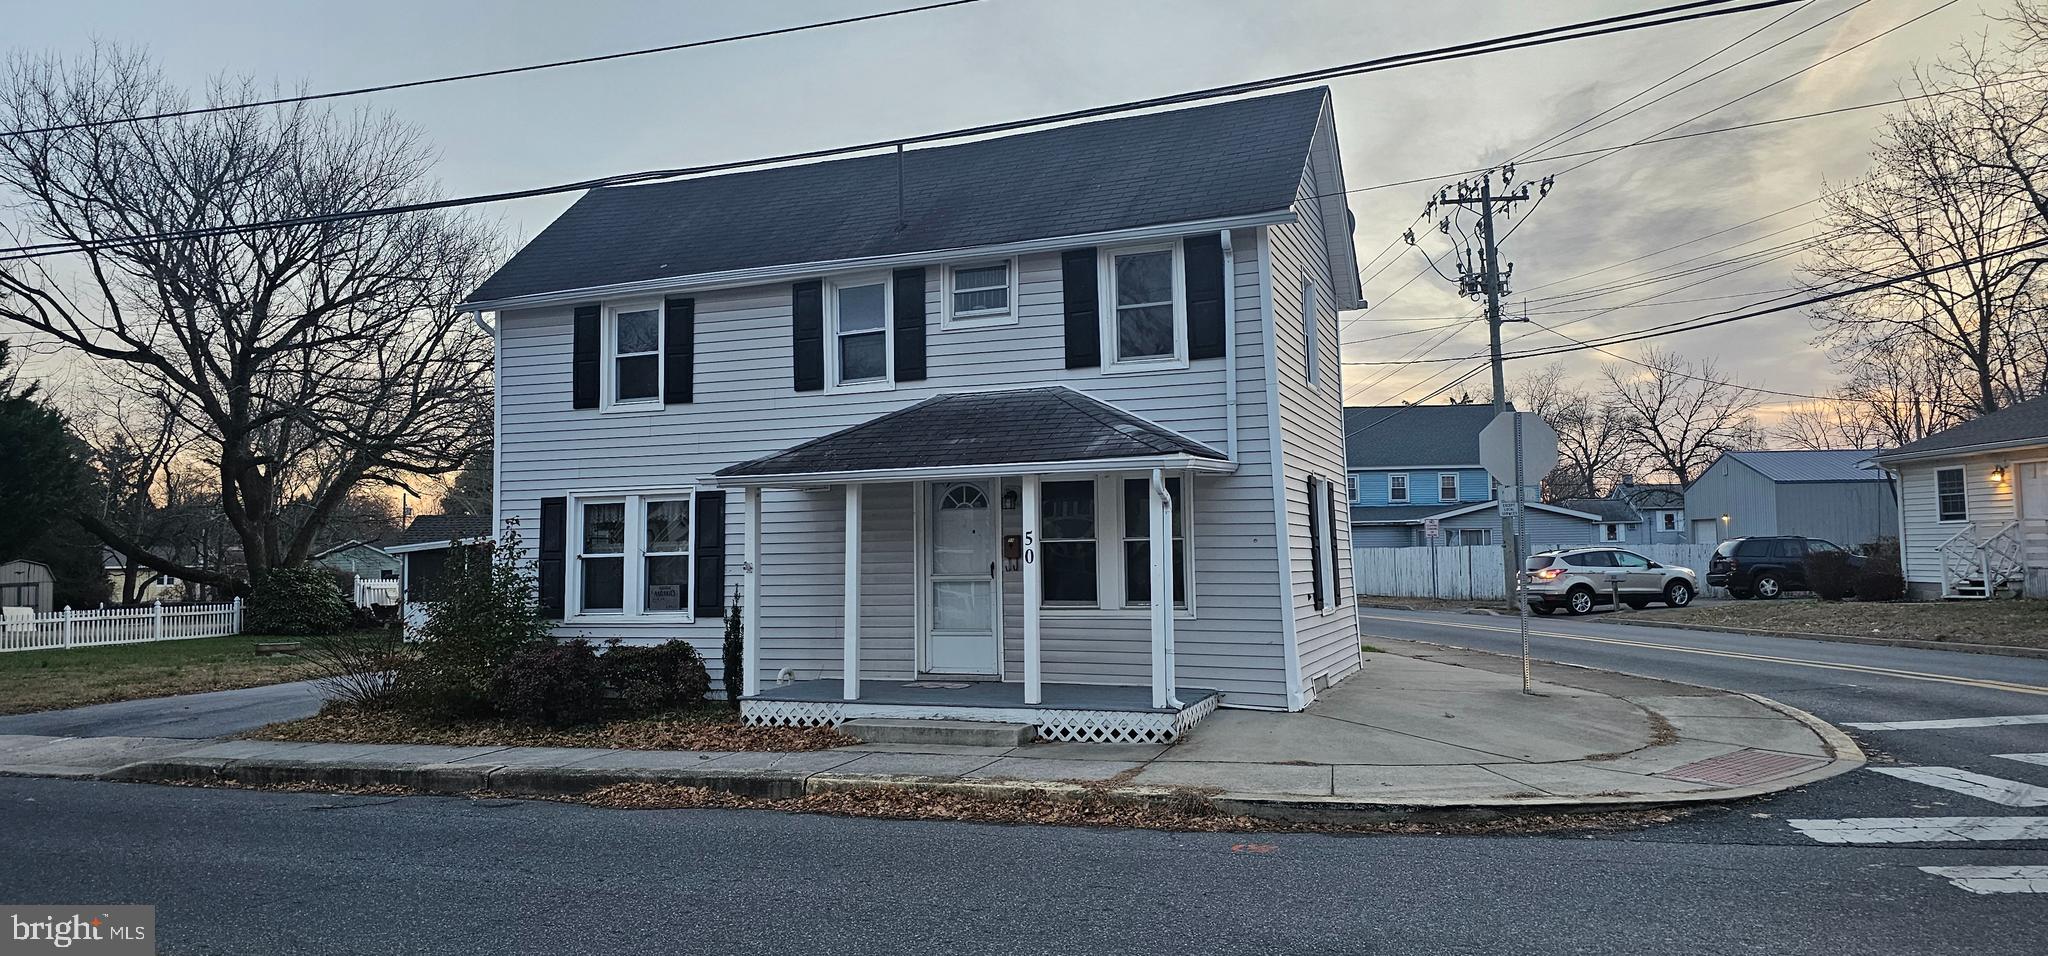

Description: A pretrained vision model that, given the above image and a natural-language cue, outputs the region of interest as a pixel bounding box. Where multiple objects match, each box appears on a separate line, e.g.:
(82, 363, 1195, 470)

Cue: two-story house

(1344, 403, 1602, 551)
(457, 89, 1363, 742)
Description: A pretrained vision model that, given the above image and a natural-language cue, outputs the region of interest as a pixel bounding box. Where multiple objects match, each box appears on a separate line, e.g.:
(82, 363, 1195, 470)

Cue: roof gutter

(1872, 435, 2048, 465)
(457, 210, 1297, 314)
(711, 453, 1237, 489)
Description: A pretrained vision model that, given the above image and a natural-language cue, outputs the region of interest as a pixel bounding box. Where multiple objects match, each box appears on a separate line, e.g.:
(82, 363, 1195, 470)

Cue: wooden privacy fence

(0, 599, 244, 653)
(1353, 544, 1724, 601)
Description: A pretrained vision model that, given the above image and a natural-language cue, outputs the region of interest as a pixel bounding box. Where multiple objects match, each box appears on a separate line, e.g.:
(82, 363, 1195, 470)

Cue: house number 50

(1022, 530, 1035, 564)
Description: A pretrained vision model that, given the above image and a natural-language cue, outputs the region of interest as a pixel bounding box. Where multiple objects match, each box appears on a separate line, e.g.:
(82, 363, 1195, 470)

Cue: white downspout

(1221, 230, 1239, 461)
(469, 309, 501, 537)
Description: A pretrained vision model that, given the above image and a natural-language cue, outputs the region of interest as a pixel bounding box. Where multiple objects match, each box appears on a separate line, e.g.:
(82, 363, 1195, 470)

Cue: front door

(2020, 463, 2048, 568)
(925, 481, 999, 675)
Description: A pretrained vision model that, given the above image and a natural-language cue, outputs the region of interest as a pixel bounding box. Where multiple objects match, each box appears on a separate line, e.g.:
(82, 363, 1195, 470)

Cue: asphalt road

(1, 611, 2041, 954)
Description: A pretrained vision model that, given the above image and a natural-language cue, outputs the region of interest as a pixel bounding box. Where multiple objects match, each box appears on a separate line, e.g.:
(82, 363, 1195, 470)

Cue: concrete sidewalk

(0, 641, 1862, 821)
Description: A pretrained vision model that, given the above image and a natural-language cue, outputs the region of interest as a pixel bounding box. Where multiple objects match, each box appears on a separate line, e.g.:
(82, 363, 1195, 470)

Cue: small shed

(1683, 450, 1898, 548)
(0, 559, 55, 613)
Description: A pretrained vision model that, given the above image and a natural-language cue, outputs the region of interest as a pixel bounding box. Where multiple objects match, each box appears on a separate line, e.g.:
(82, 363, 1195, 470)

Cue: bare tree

(1602, 348, 1764, 485)
(1512, 363, 1637, 499)
(0, 48, 499, 593)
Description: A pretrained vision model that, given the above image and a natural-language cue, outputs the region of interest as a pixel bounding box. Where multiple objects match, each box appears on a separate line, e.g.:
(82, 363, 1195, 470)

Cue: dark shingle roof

(1720, 450, 1887, 483)
(1559, 498, 1640, 524)
(1344, 403, 1503, 468)
(467, 89, 1329, 304)
(716, 387, 1224, 479)
(1611, 482, 1684, 509)
(396, 514, 491, 548)
(1879, 394, 2048, 460)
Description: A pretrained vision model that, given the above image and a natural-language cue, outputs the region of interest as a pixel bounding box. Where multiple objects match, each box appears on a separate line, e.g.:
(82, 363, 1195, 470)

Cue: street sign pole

(1482, 410, 1554, 697)
(1513, 413, 1532, 694)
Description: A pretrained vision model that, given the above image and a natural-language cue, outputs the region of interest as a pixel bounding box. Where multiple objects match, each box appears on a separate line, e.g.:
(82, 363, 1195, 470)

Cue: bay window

(570, 491, 697, 619)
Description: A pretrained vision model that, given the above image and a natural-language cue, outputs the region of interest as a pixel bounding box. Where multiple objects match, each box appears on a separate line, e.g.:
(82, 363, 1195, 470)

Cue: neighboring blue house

(1345, 404, 1602, 550)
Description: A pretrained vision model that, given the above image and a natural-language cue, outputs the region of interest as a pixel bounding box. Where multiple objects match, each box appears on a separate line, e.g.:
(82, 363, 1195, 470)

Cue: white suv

(1524, 547, 1698, 615)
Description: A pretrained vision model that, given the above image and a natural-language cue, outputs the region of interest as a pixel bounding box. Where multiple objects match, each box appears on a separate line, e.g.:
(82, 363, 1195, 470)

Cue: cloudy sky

(0, 0, 1996, 414)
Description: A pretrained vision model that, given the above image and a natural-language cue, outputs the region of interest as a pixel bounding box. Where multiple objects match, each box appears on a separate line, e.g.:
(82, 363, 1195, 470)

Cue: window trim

(1603, 522, 1626, 542)
(825, 272, 894, 393)
(565, 488, 698, 624)
(1387, 473, 1410, 503)
(1935, 466, 1969, 522)
(1119, 476, 1190, 611)
(600, 299, 664, 413)
(1350, 473, 1365, 504)
(1301, 279, 1320, 386)
(939, 257, 1019, 329)
(1098, 240, 1189, 374)
(1310, 476, 1338, 615)
(1438, 472, 1460, 504)
(1038, 473, 1198, 618)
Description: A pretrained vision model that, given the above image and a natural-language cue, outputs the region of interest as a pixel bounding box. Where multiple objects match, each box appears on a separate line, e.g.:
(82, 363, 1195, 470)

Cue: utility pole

(1436, 168, 1551, 608)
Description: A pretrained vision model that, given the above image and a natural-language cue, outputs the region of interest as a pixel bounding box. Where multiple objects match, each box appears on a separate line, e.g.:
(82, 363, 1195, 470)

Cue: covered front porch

(716, 387, 1237, 743)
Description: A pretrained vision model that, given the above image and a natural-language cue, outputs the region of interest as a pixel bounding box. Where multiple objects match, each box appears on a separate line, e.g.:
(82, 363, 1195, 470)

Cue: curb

(1605, 615, 2048, 661)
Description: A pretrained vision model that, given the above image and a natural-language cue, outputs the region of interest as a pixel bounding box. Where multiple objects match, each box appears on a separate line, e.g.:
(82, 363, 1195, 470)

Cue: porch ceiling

(714, 386, 1231, 486)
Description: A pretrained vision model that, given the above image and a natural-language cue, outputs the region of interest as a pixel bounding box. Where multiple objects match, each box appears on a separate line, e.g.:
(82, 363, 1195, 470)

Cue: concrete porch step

(840, 718, 1036, 748)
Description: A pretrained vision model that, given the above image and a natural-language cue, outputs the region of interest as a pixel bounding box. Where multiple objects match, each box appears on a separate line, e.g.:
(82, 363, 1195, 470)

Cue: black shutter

(1185, 233, 1226, 360)
(1308, 477, 1326, 612)
(893, 267, 927, 382)
(571, 305, 600, 410)
(694, 491, 727, 618)
(538, 497, 566, 620)
(1328, 480, 1344, 604)
(1061, 247, 1100, 369)
(663, 297, 694, 404)
(791, 281, 824, 392)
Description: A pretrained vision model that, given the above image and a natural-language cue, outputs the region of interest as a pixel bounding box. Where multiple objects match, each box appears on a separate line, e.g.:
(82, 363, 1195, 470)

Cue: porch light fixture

(1720, 514, 1730, 523)
(1001, 487, 1020, 511)
(1991, 464, 2008, 483)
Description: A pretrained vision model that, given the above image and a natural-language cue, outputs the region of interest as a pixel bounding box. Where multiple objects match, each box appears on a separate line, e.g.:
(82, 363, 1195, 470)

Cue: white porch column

(1021, 475, 1043, 705)
(1149, 468, 1174, 709)
(741, 486, 762, 699)
(842, 483, 862, 702)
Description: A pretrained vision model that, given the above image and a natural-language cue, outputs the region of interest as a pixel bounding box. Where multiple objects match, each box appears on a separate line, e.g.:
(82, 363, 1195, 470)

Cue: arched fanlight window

(940, 483, 989, 510)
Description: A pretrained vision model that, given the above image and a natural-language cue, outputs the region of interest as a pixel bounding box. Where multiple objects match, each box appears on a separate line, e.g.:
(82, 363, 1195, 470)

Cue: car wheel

(1565, 587, 1597, 615)
(1729, 588, 1752, 600)
(1753, 573, 1783, 599)
(1530, 604, 1556, 616)
(1664, 580, 1694, 607)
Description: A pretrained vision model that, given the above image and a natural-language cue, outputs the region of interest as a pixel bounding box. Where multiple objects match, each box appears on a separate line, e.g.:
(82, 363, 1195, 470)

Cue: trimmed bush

(492, 640, 606, 726)
(394, 519, 554, 717)
(1805, 550, 1858, 602)
(246, 565, 350, 635)
(1855, 562, 1907, 602)
(601, 639, 712, 716)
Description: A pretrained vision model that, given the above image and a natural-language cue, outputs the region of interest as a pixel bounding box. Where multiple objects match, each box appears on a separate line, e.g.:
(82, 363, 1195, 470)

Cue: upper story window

(829, 274, 891, 389)
(1101, 241, 1186, 372)
(1387, 474, 1409, 503)
(1936, 466, 1968, 521)
(1350, 473, 1365, 504)
(942, 259, 1016, 328)
(607, 302, 662, 408)
(1302, 280, 1320, 385)
(1438, 472, 1459, 503)
(1662, 512, 1677, 531)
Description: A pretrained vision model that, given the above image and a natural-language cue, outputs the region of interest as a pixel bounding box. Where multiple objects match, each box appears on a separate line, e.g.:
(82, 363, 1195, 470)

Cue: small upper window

(1439, 473, 1459, 503)
(1102, 242, 1185, 370)
(1662, 512, 1677, 531)
(944, 260, 1014, 327)
(1301, 280, 1320, 385)
(830, 276, 891, 388)
(1350, 474, 1365, 504)
(610, 305, 661, 405)
(1936, 467, 1968, 521)
(1388, 474, 1410, 503)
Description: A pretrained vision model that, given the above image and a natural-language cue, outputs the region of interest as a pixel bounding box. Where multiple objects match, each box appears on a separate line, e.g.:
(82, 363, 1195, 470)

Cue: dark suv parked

(1706, 536, 1865, 599)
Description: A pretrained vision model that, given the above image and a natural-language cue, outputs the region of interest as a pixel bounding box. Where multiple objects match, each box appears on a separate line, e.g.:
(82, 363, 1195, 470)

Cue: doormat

(901, 681, 972, 689)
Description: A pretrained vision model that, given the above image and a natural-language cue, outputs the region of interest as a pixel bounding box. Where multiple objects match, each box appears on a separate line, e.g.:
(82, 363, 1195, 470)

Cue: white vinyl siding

(1894, 451, 2037, 589)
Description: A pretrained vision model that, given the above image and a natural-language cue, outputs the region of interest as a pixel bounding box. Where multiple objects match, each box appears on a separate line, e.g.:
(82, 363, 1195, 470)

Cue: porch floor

(746, 680, 1219, 714)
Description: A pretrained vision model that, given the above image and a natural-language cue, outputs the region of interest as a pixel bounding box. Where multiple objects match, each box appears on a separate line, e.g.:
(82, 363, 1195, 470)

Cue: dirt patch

(0, 634, 315, 715)
(1638, 599, 2048, 649)
(250, 704, 854, 752)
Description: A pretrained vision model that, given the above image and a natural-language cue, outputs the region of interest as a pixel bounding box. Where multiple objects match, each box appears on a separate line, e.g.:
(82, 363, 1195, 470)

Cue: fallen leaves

(249, 704, 855, 752)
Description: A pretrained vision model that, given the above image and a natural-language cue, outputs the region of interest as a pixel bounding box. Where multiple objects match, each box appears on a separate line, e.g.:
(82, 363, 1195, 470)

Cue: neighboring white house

(457, 89, 1365, 741)
(0, 559, 54, 613)
(1873, 395, 2048, 600)
(1607, 479, 1687, 544)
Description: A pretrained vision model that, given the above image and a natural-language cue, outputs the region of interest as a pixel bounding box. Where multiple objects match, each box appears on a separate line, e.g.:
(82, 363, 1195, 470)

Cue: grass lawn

(0, 635, 317, 716)
(253, 703, 852, 752)
(1640, 599, 2048, 650)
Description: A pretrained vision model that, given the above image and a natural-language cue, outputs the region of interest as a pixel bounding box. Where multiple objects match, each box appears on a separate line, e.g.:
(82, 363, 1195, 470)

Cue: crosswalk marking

(1868, 767, 2048, 807)
(1918, 865, 2048, 894)
(1996, 753, 2048, 768)
(1845, 714, 2048, 731)
(1788, 817, 2048, 843)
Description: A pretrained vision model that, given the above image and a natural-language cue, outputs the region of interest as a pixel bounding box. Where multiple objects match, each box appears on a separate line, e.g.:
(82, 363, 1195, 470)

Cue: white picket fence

(0, 599, 244, 653)
(1353, 544, 1722, 601)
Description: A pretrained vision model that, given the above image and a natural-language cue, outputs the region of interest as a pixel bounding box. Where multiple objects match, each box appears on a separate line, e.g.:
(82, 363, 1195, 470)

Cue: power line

(0, 0, 1807, 262)
(0, 1, 988, 140)
(1522, 318, 1831, 399)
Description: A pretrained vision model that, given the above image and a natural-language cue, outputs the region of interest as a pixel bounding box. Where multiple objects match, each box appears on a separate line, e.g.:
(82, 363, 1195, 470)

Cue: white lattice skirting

(741, 694, 1221, 744)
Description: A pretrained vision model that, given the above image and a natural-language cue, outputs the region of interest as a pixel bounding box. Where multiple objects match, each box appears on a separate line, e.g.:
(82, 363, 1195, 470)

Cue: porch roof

(714, 386, 1231, 485)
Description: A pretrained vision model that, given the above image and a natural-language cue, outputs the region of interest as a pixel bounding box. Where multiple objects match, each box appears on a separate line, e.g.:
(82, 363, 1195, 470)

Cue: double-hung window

(1387, 474, 1410, 503)
(1301, 280, 1320, 385)
(1101, 242, 1186, 371)
(1439, 473, 1460, 503)
(829, 275, 891, 388)
(943, 260, 1015, 327)
(1936, 467, 1968, 521)
(571, 492, 696, 620)
(1041, 480, 1098, 607)
(1038, 476, 1193, 612)
(1121, 477, 1187, 608)
(607, 303, 662, 407)
(1350, 474, 1366, 504)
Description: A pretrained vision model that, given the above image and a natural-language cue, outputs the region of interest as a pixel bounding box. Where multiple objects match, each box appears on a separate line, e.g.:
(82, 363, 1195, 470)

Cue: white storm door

(925, 481, 999, 674)
(2021, 463, 2048, 567)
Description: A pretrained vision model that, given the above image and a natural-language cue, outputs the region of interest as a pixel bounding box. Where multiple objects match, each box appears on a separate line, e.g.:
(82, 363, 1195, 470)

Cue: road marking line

(1355, 612, 2048, 697)
(1868, 767, 2048, 807)
(1918, 865, 2048, 894)
(1997, 753, 2048, 768)
(1847, 715, 2048, 731)
(1787, 816, 2048, 843)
